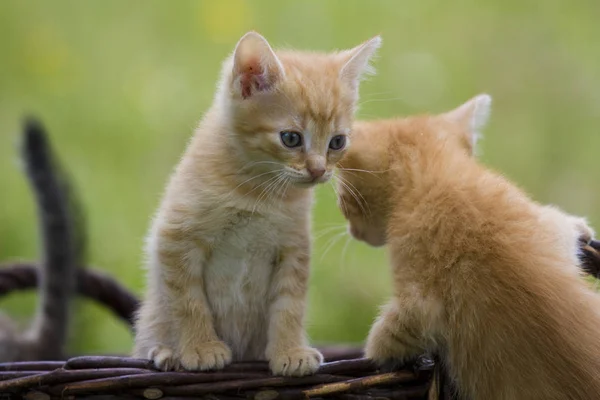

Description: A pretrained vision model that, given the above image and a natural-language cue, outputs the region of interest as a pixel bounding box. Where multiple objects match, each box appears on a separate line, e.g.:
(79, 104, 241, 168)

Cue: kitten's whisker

(319, 231, 347, 262)
(358, 96, 405, 107)
(247, 173, 283, 211)
(339, 235, 353, 272)
(265, 174, 287, 207)
(314, 225, 346, 240)
(336, 175, 370, 215)
(237, 160, 284, 172)
(252, 176, 281, 213)
(336, 167, 388, 179)
(360, 90, 397, 98)
(330, 180, 348, 216)
(252, 173, 286, 214)
(315, 222, 346, 227)
(336, 176, 370, 216)
(224, 169, 283, 200)
(279, 177, 291, 203)
(241, 172, 283, 201)
(339, 176, 370, 214)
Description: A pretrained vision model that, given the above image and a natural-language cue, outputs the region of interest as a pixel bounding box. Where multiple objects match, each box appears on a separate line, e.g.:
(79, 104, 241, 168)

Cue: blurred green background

(0, 0, 599, 355)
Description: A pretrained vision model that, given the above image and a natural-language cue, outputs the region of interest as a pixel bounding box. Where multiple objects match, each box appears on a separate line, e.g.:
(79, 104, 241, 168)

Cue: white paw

(179, 340, 232, 371)
(269, 347, 323, 377)
(149, 345, 179, 371)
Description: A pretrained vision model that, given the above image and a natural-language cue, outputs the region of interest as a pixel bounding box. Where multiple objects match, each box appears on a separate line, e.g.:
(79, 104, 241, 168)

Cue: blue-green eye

(329, 135, 346, 150)
(280, 131, 303, 148)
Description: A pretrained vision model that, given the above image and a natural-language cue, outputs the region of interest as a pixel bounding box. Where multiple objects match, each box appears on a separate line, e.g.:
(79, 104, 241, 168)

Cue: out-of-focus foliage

(0, 0, 598, 354)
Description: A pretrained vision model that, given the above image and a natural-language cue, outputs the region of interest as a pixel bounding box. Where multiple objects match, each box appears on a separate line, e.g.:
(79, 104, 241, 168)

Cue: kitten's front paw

(149, 345, 180, 371)
(269, 346, 323, 377)
(571, 216, 595, 244)
(365, 320, 418, 369)
(179, 340, 232, 371)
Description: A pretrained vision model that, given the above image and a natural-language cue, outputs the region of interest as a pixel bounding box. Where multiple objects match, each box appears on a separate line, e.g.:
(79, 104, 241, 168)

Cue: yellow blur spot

(199, 0, 253, 43)
(23, 25, 69, 79)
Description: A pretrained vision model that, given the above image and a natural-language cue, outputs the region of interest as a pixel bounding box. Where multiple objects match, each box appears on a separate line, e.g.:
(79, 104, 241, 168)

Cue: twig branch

(0, 263, 139, 327)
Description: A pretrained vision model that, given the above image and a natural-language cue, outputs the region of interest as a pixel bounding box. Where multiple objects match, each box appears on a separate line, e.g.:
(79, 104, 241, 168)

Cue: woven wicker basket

(0, 353, 434, 400)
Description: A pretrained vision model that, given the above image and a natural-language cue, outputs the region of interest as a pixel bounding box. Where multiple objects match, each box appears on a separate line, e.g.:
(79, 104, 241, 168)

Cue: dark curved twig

(0, 263, 139, 327)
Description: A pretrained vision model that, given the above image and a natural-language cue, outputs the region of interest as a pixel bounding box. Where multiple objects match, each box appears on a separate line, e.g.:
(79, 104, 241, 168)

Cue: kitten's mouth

(295, 176, 329, 187)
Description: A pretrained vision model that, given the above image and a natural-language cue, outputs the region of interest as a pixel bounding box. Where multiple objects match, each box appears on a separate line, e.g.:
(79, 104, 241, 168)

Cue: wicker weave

(0, 353, 434, 400)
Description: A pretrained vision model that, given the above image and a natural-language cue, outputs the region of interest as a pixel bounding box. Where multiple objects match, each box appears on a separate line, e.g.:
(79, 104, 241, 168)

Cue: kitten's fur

(336, 96, 600, 399)
(133, 32, 381, 376)
(0, 118, 82, 361)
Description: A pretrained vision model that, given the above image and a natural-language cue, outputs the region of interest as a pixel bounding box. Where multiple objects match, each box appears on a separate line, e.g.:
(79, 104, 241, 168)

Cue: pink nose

(308, 167, 326, 179)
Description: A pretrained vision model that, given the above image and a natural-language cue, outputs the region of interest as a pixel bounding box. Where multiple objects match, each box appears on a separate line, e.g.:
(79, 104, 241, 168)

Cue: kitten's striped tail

(20, 117, 86, 360)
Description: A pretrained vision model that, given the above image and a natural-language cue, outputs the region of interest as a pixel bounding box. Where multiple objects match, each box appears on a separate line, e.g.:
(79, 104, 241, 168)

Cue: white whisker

(340, 235, 353, 269)
(358, 96, 405, 107)
(252, 173, 286, 214)
(336, 166, 389, 179)
(222, 169, 283, 202)
(336, 175, 370, 216)
(314, 225, 346, 240)
(279, 177, 291, 203)
(241, 172, 283, 199)
(319, 231, 347, 262)
(330, 180, 348, 216)
(237, 160, 284, 172)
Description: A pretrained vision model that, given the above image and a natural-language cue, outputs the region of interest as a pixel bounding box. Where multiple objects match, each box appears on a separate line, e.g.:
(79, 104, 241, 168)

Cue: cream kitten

(336, 96, 600, 399)
(133, 31, 381, 376)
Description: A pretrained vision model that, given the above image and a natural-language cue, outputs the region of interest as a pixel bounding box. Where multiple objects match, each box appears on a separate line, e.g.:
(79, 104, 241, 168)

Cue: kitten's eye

(329, 135, 346, 151)
(280, 131, 303, 148)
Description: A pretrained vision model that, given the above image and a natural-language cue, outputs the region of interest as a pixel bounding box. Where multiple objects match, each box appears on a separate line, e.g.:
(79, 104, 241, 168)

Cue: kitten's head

(218, 31, 381, 188)
(336, 94, 492, 246)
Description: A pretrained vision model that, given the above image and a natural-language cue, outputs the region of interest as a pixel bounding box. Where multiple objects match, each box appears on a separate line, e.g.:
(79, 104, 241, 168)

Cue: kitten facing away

(133, 31, 381, 376)
(336, 96, 600, 399)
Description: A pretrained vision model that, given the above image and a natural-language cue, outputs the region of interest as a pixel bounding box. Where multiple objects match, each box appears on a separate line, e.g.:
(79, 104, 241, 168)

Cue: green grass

(0, 0, 599, 354)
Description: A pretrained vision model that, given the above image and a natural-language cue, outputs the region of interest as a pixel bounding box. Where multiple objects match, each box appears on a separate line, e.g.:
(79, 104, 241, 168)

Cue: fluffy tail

(21, 117, 86, 359)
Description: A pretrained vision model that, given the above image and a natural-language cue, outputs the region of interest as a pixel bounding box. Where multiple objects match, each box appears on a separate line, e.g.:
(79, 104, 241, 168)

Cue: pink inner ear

(239, 58, 270, 99)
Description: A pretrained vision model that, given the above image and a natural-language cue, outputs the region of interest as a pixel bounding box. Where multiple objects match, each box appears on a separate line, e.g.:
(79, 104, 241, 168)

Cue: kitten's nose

(308, 166, 326, 179)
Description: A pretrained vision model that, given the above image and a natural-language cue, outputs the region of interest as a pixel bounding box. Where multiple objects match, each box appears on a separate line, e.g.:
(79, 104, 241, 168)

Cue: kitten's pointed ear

(231, 31, 285, 99)
(339, 36, 382, 90)
(442, 94, 492, 152)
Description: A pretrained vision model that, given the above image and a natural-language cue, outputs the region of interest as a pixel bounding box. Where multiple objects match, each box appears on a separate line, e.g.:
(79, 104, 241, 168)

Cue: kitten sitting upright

(336, 96, 600, 399)
(133, 31, 381, 376)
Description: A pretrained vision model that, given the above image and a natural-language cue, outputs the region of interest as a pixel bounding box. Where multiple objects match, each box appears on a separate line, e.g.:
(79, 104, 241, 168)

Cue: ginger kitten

(336, 95, 600, 399)
(133, 31, 381, 376)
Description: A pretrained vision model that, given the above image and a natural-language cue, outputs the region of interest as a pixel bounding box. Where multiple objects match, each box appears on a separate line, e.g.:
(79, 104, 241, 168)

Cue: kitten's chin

(365, 238, 386, 247)
(293, 177, 331, 188)
(348, 225, 386, 247)
(356, 235, 386, 247)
